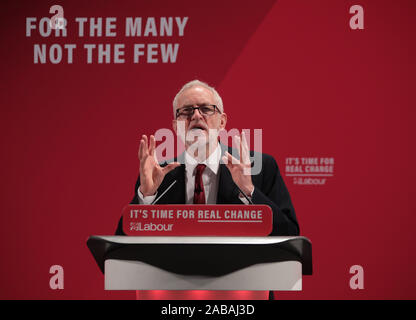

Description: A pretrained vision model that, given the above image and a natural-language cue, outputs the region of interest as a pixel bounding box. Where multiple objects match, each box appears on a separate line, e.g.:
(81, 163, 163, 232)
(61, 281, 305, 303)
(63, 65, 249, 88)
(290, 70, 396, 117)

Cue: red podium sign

(122, 205, 273, 236)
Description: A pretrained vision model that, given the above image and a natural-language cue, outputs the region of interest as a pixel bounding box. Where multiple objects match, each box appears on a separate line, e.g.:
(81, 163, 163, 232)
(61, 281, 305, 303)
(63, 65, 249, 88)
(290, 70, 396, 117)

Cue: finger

(153, 147, 159, 165)
(232, 135, 241, 158)
(138, 138, 144, 160)
(225, 151, 239, 166)
(236, 134, 244, 161)
(221, 155, 228, 165)
(149, 135, 155, 156)
(162, 162, 181, 174)
(142, 135, 149, 157)
(221, 154, 234, 168)
(238, 134, 243, 160)
(241, 131, 250, 165)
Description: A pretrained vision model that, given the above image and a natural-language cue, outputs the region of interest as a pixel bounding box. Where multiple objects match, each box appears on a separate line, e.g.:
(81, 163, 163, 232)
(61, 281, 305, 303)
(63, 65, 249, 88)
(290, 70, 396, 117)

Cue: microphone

(150, 180, 177, 205)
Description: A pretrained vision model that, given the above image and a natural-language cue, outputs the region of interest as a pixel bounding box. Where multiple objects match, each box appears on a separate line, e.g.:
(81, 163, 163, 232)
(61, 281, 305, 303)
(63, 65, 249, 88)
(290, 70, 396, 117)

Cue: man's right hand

(138, 135, 181, 196)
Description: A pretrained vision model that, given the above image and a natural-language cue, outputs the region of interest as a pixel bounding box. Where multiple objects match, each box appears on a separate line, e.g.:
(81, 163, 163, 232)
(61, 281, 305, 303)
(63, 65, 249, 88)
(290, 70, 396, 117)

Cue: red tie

(193, 164, 206, 204)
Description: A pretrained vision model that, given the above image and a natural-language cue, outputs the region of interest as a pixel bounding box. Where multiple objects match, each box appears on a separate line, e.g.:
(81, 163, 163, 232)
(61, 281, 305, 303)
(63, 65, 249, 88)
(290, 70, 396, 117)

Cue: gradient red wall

(0, 0, 415, 299)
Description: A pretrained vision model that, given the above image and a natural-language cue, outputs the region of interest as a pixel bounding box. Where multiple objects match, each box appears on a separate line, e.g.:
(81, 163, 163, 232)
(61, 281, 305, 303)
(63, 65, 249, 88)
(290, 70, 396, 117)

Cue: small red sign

(122, 205, 273, 236)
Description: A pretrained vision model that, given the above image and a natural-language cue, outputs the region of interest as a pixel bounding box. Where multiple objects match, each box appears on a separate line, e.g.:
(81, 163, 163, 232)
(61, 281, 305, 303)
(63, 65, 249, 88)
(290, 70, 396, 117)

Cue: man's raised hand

(138, 135, 180, 196)
(222, 131, 254, 196)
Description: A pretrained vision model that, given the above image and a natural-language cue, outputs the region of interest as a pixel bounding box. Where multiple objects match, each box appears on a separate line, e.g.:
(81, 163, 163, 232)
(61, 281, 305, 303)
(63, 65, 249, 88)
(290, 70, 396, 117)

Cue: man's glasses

(176, 105, 221, 119)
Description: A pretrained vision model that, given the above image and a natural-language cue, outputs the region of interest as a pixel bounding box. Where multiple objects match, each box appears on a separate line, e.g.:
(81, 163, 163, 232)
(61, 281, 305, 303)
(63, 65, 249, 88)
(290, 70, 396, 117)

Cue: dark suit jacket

(115, 144, 299, 236)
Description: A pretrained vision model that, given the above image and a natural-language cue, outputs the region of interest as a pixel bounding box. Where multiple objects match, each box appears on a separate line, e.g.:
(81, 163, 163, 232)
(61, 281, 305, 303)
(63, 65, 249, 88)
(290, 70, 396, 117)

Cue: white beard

(185, 128, 218, 161)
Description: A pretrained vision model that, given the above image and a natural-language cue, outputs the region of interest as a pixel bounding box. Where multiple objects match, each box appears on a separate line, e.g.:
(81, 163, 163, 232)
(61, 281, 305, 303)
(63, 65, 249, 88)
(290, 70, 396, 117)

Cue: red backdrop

(0, 0, 415, 299)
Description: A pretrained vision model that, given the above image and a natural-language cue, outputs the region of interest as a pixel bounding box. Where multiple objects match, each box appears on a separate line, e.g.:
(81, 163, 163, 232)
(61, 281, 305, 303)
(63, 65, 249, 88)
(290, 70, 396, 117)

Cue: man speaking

(115, 80, 299, 236)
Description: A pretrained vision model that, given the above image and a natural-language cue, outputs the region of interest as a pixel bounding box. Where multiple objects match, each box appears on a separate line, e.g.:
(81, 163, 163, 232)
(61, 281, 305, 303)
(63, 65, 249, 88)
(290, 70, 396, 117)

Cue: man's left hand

(222, 132, 254, 196)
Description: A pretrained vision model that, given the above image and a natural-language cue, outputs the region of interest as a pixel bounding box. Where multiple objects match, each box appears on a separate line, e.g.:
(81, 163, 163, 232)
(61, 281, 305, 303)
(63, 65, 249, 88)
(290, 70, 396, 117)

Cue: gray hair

(172, 80, 224, 117)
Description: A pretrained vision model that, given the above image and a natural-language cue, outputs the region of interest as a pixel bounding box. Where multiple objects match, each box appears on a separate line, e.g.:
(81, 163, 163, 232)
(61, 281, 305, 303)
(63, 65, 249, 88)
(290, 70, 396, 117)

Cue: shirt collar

(184, 143, 222, 175)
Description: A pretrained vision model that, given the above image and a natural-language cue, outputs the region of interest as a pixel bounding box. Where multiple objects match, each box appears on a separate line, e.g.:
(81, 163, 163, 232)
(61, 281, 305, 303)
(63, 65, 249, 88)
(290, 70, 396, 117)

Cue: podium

(87, 236, 312, 292)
